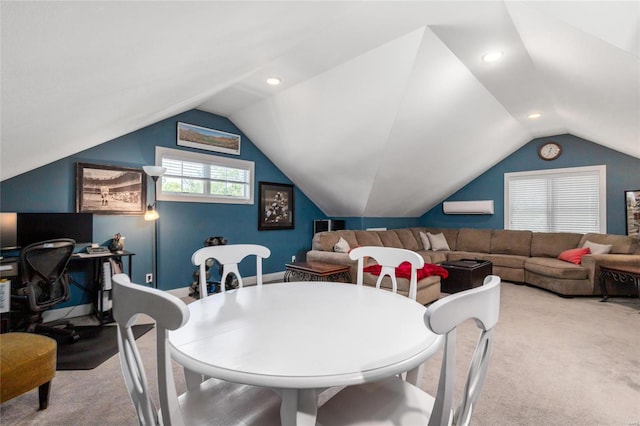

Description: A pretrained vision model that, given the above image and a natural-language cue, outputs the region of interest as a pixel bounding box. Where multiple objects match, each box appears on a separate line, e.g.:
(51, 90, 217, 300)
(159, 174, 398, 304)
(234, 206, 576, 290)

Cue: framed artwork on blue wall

(258, 182, 294, 230)
(625, 190, 640, 237)
(75, 163, 147, 215)
(177, 122, 241, 155)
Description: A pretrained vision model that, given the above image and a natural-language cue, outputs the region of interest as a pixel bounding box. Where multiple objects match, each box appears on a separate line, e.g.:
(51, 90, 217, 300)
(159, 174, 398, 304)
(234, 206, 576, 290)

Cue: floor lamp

(143, 166, 167, 289)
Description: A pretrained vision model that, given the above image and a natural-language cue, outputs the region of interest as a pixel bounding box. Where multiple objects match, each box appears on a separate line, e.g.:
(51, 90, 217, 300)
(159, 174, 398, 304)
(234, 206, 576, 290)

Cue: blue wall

(420, 134, 640, 235)
(1, 109, 326, 300)
(3, 123, 638, 308)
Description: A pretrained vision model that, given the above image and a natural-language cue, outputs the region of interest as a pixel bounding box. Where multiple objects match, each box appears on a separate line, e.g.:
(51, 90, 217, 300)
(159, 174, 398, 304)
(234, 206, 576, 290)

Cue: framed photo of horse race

(258, 182, 294, 231)
(75, 162, 147, 215)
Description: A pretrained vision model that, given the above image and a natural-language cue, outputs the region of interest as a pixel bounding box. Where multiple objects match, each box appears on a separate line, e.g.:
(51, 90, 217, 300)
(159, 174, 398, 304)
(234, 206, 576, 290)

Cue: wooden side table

(599, 265, 640, 302)
(284, 261, 351, 283)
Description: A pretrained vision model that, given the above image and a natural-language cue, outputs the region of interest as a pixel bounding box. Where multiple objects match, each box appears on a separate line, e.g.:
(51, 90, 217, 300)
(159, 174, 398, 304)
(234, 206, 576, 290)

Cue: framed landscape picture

(177, 122, 241, 155)
(625, 190, 640, 237)
(258, 182, 294, 230)
(76, 163, 146, 215)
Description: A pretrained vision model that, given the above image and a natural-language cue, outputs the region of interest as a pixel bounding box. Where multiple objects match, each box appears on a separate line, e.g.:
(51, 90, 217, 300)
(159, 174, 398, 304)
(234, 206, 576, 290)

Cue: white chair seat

(177, 378, 281, 426)
(318, 376, 446, 426)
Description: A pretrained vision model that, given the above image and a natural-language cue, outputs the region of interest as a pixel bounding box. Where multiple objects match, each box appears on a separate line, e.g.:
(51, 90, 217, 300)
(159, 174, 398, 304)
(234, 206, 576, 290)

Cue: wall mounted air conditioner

(442, 200, 494, 215)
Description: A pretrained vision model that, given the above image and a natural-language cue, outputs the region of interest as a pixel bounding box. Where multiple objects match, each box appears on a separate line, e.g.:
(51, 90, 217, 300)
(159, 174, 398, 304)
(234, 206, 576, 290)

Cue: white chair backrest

(191, 244, 271, 298)
(349, 246, 425, 300)
(112, 273, 190, 426)
(426, 275, 501, 426)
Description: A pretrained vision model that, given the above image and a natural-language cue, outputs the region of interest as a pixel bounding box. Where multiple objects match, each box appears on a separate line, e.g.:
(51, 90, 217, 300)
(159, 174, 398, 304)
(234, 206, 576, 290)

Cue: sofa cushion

(333, 237, 351, 253)
(447, 251, 527, 269)
(530, 232, 583, 258)
(558, 247, 591, 264)
(419, 232, 431, 250)
(376, 230, 404, 248)
(393, 229, 422, 251)
(491, 230, 532, 256)
(354, 230, 383, 247)
(313, 230, 358, 251)
(362, 273, 440, 293)
(582, 240, 611, 255)
(579, 233, 634, 254)
(424, 228, 459, 251)
(427, 232, 450, 251)
(457, 228, 492, 253)
(525, 257, 588, 280)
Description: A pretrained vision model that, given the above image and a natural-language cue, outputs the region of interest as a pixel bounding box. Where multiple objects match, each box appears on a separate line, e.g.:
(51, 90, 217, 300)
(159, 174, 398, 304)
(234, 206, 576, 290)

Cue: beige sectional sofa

(306, 227, 640, 305)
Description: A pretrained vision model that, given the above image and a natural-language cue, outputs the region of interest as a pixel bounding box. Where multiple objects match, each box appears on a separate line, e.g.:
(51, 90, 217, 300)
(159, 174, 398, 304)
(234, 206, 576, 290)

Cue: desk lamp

(143, 166, 167, 288)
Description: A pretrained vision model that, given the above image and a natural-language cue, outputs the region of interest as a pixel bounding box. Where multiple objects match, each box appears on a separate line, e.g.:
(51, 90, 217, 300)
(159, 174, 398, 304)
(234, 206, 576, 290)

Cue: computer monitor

(17, 213, 93, 248)
(0, 212, 18, 250)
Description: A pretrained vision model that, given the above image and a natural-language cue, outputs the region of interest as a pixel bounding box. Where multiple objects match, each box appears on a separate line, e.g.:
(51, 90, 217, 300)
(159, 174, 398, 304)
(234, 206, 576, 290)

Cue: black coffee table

(440, 259, 493, 294)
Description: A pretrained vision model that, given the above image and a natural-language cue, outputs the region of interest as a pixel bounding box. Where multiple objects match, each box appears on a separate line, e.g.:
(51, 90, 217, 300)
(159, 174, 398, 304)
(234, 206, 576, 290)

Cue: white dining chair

(349, 246, 425, 300)
(191, 244, 271, 299)
(317, 275, 501, 426)
(111, 273, 281, 426)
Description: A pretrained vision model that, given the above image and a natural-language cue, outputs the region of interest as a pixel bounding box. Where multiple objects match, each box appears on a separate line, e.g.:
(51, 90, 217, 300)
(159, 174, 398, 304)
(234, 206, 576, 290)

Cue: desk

(168, 281, 442, 426)
(72, 250, 134, 324)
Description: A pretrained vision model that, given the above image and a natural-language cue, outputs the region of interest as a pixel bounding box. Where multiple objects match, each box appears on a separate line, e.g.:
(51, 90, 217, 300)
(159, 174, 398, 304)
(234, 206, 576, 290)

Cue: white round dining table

(168, 281, 442, 426)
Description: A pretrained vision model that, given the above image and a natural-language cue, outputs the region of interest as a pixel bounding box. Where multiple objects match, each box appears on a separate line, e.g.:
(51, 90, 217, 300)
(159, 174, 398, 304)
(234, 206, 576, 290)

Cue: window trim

(504, 165, 606, 233)
(154, 146, 254, 205)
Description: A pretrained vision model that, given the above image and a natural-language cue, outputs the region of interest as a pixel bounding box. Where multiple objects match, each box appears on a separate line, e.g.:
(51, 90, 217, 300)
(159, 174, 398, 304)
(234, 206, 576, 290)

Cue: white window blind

(155, 147, 254, 204)
(505, 165, 606, 233)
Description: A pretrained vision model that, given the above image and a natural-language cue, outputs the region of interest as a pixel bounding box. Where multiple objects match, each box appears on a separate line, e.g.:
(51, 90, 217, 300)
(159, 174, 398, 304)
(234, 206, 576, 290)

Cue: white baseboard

(44, 271, 287, 319)
(167, 271, 286, 298)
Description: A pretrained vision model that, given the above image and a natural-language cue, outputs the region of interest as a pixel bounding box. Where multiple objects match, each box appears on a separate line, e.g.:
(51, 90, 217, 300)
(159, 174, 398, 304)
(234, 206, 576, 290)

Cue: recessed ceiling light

(528, 113, 542, 119)
(482, 51, 503, 63)
(266, 77, 281, 86)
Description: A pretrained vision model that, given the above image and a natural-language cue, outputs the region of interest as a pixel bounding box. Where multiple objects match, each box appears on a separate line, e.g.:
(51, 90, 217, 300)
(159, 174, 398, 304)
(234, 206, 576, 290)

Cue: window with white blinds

(155, 147, 254, 204)
(504, 165, 606, 233)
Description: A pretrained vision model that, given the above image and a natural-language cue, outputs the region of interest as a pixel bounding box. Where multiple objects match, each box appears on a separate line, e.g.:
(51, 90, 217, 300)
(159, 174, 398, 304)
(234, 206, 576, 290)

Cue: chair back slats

(112, 273, 189, 426)
(191, 244, 271, 298)
(348, 246, 424, 300)
(426, 275, 501, 426)
(19, 239, 75, 311)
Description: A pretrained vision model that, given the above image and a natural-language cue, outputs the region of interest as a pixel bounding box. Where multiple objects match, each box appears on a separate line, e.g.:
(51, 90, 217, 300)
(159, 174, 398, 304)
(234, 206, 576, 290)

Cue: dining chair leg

(280, 388, 319, 426)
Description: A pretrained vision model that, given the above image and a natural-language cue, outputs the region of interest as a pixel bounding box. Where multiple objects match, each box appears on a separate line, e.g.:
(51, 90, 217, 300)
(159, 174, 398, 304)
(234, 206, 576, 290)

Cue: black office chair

(11, 238, 80, 343)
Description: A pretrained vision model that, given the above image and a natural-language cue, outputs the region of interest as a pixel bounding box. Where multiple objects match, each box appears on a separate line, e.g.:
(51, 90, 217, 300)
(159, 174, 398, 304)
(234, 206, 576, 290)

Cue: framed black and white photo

(258, 182, 294, 230)
(625, 190, 640, 237)
(76, 163, 146, 215)
(177, 122, 241, 155)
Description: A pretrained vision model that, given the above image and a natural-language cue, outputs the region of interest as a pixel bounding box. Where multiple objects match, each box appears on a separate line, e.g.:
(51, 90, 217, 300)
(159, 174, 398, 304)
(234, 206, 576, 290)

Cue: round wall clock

(538, 142, 562, 161)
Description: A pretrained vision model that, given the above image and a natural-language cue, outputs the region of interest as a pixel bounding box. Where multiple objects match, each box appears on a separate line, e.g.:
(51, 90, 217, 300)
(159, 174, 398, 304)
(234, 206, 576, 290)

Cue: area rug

(56, 324, 154, 370)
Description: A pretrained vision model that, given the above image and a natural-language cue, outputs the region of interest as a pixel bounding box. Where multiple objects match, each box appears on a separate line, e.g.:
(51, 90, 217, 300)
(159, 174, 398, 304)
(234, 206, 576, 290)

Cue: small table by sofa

(440, 259, 493, 294)
(598, 265, 640, 302)
(284, 261, 351, 282)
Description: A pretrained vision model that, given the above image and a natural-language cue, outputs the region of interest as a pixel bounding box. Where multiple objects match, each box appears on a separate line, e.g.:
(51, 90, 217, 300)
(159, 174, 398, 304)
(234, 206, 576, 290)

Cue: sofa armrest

(306, 250, 357, 283)
(306, 250, 353, 265)
(581, 254, 640, 284)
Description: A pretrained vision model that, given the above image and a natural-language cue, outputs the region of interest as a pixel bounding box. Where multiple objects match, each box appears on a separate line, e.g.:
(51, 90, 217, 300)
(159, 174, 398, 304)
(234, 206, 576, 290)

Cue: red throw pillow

(558, 247, 591, 264)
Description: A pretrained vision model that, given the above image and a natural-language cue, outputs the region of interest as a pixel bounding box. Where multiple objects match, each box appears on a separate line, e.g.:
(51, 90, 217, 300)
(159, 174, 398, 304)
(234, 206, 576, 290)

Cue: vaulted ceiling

(2, 1, 638, 217)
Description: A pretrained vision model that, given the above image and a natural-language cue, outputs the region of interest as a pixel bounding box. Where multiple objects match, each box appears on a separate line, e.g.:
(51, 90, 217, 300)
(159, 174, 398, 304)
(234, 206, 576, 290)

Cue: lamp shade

(144, 208, 159, 221)
(143, 166, 167, 177)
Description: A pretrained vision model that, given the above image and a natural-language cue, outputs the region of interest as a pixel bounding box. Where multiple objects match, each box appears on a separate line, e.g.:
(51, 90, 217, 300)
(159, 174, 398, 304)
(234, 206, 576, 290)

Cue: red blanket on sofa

(363, 262, 449, 280)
